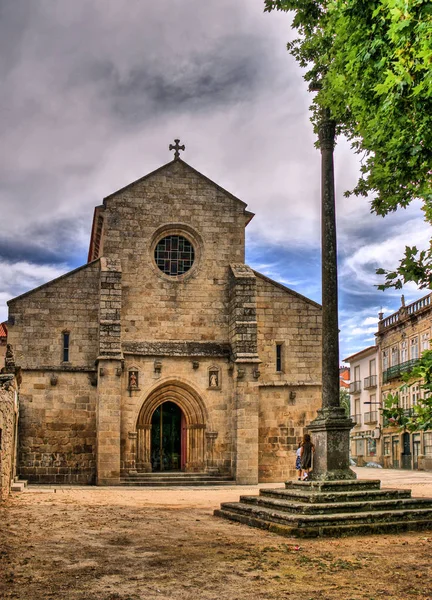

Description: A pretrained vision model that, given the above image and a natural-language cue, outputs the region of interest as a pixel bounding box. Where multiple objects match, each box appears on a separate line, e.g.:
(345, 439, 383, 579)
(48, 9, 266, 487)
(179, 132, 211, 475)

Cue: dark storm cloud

(0, 215, 90, 266)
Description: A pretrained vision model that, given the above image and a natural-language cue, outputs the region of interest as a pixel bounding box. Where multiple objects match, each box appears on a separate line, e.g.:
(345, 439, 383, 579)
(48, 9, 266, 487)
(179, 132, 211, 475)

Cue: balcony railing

(364, 411, 378, 424)
(351, 414, 362, 425)
(379, 293, 431, 331)
(382, 359, 419, 383)
(349, 380, 361, 394)
(364, 375, 377, 389)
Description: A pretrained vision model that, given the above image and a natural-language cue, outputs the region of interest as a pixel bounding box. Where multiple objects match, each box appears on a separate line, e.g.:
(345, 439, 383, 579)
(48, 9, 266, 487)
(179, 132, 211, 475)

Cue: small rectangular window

(276, 343, 283, 372)
(63, 332, 70, 362)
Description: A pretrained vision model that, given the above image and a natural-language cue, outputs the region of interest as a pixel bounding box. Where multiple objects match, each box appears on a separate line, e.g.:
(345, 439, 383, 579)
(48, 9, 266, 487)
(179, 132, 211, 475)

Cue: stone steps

(214, 507, 432, 538)
(11, 480, 27, 492)
(260, 488, 412, 504)
(218, 501, 432, 528)
(214, 479, 432, 537)
(239, 495, 430, 515)
(120, 472, 235, 487)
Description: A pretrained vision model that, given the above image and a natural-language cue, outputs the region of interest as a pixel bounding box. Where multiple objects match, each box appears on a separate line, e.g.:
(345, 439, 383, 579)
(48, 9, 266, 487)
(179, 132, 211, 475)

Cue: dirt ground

(1, 469, 431, 600)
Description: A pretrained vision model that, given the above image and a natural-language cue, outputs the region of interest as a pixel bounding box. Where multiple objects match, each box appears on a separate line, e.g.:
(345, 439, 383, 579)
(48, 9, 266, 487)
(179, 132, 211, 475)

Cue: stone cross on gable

(169, 138, 185, 159)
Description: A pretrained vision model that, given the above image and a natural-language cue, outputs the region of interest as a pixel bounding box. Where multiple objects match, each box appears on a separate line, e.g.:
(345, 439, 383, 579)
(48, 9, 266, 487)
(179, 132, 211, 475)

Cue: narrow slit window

(276, 343, 283, 372)
(63, 332, 70, 362)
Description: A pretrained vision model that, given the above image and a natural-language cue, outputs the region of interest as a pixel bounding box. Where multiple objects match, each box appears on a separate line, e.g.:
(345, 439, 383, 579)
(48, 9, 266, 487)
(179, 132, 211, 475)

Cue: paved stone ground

(1, 468, 431, 600)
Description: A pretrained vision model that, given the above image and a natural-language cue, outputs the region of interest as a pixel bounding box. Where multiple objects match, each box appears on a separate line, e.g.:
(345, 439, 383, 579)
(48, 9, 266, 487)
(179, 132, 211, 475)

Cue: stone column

(229, 264, 261, 485)
(234, 367, 260, 484)
(308, 112, 356, 481)
(96, 258, 123, 485)
(96, 360, 122, 484)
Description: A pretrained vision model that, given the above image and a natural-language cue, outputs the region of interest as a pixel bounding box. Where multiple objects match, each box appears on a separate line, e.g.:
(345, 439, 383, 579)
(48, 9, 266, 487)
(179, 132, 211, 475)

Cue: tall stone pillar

(229, 264, 261, 484)
(96, 258, 123, 485)
(308, 113, 356, 480)
(234, 367, 260, 484)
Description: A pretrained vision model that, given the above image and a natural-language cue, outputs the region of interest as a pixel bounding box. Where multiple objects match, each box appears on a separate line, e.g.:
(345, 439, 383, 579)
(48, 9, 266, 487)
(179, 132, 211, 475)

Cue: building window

(354, 365, 360, 381)
(369, 358, 376, 376)
(411, 384, 420, 406)
(383, 436, 391, 456)
(391, 345, 399, 366)
(400, 340, 408, 363)
(421, 332, 430, 352)
(367, 438, 377, 456)
(410, 337, 419, 360)
(401, 390, 409, 410)
(276, 343, 283, 372)
(154, 235, 195, 276)
(424, 432, 432, 457)
(62, 332, 70, 362)
(382, 350, 388, 371)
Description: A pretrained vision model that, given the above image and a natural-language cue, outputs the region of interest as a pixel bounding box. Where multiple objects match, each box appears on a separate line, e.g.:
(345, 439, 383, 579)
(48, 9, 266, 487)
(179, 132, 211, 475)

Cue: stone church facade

(7, 152, 322, 485)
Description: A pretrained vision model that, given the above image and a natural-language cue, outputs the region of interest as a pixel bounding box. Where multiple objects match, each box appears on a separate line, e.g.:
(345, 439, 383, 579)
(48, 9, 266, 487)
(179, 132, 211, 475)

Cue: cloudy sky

(1, 0, 429, 361)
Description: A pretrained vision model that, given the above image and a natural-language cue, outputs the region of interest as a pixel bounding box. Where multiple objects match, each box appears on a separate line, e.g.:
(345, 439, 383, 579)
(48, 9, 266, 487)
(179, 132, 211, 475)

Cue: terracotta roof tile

(0, 322, 8, 338)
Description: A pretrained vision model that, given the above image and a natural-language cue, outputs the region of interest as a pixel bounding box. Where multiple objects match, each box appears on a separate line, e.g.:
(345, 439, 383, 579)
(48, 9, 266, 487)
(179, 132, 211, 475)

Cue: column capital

(318, 118, 336, 151)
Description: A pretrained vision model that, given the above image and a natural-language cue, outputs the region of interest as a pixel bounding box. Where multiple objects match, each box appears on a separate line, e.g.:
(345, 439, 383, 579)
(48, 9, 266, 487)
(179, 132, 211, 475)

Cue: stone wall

(256, 274, 322, 481)
(7, 260, 100, 369)
(18, 371, 97, 484)
(0, 374, 18, 500)
(100, 160, 249, 343)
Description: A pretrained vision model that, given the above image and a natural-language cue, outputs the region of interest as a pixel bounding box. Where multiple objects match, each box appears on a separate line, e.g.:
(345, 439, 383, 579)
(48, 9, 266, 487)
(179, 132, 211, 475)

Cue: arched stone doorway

(136, 381, 207, 472)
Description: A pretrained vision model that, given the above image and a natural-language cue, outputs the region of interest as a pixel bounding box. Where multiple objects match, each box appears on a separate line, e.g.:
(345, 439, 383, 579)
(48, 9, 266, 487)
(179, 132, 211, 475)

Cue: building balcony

(351, 414, 362, 426)
(349, 380, 361, 394)
(364, 375, 377, 389)
(382, 359, 420, 383)
(378, 293, 431, 332)
(364, 411, 378, 424)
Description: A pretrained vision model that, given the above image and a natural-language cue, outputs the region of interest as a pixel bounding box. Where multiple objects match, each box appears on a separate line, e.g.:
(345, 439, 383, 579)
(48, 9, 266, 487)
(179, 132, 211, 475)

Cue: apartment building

(343, 346, 381, 466)
(376, 294, 432, 471)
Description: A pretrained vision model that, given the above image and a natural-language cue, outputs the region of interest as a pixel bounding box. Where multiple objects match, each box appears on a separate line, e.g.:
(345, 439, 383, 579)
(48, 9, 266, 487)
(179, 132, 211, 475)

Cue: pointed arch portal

(136, 381, 207, 472)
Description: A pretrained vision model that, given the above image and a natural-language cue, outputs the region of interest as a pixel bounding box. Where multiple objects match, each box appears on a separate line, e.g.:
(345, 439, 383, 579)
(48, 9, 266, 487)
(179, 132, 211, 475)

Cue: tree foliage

(382, 349, 432, 431)
(339, 387, 351, 417)
(264, 1, 432, 287)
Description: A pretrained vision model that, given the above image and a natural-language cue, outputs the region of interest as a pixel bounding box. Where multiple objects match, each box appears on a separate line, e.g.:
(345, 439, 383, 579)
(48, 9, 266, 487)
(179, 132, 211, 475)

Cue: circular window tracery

(154, 234, 195, 276)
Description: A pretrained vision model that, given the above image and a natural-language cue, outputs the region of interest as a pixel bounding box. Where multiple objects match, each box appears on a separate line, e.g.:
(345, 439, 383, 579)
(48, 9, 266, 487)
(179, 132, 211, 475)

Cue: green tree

(339, 387, 351, 417)
(264, 1, 432, 288)
(382, 349, 432, 431)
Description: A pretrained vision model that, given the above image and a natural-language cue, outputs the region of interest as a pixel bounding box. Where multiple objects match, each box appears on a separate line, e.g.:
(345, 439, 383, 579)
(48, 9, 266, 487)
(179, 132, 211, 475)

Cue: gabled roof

(103, 158, 249, 209)
(0, 322, 7, 338)
(343, 345, 377, 364)
(8, 259, 100, 305)
(254, 271, 321, 309)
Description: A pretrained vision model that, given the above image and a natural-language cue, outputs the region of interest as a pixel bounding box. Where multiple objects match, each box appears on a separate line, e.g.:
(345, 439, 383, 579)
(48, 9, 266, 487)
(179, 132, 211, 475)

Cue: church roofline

(102, 158, 250, 209)
(253, 270, 321, 309)
(7, 259, 101, 305)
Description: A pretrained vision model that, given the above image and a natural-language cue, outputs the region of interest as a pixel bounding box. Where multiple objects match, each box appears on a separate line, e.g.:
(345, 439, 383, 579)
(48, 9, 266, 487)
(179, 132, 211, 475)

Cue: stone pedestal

(308, 407, 356, 480)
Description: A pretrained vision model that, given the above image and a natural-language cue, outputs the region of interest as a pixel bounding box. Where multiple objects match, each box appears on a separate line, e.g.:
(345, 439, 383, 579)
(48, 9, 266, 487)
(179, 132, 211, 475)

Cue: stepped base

(215, 479, 432, 538)
(121, 472, 235, 487)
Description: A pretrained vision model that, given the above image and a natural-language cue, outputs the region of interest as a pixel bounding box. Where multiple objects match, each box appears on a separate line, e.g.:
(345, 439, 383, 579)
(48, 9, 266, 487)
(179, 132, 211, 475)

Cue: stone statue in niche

(209, 369, 219, 388)
(128, 370, 139, 389)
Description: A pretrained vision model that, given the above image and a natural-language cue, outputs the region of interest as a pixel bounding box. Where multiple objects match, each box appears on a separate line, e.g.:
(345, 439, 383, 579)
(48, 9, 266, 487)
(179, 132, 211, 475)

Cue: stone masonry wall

(101, 160, 248, 343)
(0, 375, 18, 499)
(18, 371, 97, 484)
(7, 260, 101, 484)
(255, 274, 322, 482)
(7, 260, 100, 369)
